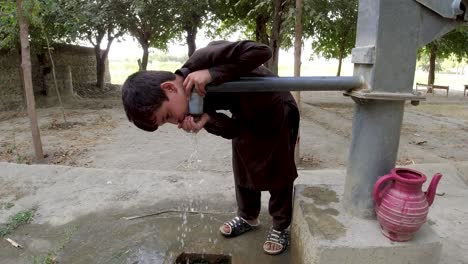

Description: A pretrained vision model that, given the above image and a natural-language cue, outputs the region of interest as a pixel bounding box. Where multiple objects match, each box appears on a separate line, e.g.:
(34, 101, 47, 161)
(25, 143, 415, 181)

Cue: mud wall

(0, 44, 111, 111)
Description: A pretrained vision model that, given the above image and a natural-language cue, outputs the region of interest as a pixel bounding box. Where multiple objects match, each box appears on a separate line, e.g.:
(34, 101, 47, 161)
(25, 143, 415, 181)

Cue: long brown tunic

(176, 40, 299, 191)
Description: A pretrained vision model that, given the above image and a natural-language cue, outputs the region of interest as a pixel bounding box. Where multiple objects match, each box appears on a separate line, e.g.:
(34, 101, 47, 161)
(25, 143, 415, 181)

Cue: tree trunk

(267, 0, 286, 75)
(428, 44, 437, 86)
(94, 46, 106, 89)
(294, 0, 303, 78)
(141, 42, 149, 71)
(185, 16, 199, 57)
(16, 0, 44, 162)
(94, 37, 113, 89)
(186, 28, 197, 57)
(337, 49, 343, 77)
(255, 15, 269, 45)
(293, 0, 303, 165)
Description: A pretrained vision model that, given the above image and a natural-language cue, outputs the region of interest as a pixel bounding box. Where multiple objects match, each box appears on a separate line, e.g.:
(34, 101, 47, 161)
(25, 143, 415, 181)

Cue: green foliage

(0, 209, 36, 237)
(417, 26, 467, 84)
(306, 0, 358, 61)
(57, 0, 127, 45)
(419, 26, 468, 62)
(123, 0, 176, 50)
(440, 55, 467, 74)
(208, 0, 272, 41)
(0, 0, 76, 51)
(35, 0, 76, 43)
(417, 52, 442, 72)
(122, 0, 179, 69)
(0, 0, 18, 50)
(172, 0, 211, 41)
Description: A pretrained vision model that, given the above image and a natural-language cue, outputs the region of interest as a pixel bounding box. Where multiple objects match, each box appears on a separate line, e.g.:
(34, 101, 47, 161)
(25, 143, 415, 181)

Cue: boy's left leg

(264, 184, 294, 254)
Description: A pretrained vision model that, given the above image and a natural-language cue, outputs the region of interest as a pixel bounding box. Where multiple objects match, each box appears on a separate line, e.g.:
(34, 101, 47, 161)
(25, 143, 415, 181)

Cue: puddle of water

(126, 247, 165, 264)
(0, 201, 290, 264)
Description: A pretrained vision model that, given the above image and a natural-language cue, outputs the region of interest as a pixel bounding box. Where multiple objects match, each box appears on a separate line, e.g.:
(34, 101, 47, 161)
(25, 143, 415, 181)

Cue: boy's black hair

(121, 71, 176, 132)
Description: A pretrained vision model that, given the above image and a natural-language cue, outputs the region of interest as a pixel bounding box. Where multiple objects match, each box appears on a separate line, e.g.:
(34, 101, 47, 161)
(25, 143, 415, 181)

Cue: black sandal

(263, 228, 289, 255)
(219, 216, 258, 237)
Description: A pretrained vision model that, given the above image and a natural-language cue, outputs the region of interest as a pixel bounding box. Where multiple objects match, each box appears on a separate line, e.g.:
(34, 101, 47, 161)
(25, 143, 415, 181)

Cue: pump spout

(425, 173, 443, 206)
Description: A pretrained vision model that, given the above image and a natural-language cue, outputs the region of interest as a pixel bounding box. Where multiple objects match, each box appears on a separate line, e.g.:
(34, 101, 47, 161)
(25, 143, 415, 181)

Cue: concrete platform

(291, 184, 442, 264)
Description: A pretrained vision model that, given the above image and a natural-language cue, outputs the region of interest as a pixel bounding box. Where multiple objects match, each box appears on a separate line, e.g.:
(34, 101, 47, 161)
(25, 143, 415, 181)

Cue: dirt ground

(1, 89, 468, 264)
(1, 90, 467, 171)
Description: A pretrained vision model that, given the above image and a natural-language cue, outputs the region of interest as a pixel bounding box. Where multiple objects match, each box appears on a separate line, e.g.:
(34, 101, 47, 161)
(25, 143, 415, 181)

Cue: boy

(122, 40, 299, 255)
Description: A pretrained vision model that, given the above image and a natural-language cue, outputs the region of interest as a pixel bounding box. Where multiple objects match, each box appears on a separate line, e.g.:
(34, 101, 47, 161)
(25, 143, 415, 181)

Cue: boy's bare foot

(263, 242, 283, 252)
(222, 218, 258, 233)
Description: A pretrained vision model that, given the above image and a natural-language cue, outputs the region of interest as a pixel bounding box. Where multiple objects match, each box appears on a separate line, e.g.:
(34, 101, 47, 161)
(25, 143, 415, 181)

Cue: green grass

(32, 253, 56, 264)
(0, 208, 36, 237)
(3, 135, 28, 164)
(0, 202, 14, 209)
(109, 59, 182, 84)
(32, 224, 78, 264)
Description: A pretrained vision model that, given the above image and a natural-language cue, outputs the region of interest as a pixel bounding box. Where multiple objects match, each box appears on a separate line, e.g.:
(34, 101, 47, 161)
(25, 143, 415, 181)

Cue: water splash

(127, 247, 164, 264)
(176, 133, 203, 171)
(173, 132, 221, 254)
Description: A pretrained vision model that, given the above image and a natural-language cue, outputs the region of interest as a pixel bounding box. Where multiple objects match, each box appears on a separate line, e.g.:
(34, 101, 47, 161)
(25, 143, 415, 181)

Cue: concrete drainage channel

(174, 253, 231, 264)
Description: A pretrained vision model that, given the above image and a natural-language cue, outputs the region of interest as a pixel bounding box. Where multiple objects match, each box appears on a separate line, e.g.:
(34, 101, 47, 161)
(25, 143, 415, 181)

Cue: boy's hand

(183, 69, 212, 96)
(178, 113, 210, 133)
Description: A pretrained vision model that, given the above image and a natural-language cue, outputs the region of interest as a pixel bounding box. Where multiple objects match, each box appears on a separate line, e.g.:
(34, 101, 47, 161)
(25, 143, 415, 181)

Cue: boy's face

(153, 76, 188, 126)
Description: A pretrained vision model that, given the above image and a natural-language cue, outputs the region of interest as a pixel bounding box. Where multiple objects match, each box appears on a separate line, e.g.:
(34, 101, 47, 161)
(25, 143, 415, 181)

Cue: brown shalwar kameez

(175, 40, 299, 230)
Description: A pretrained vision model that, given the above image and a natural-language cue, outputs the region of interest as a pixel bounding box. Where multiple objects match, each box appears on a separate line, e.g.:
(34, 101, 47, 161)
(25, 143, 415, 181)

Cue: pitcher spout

(425, 173, 442, 206)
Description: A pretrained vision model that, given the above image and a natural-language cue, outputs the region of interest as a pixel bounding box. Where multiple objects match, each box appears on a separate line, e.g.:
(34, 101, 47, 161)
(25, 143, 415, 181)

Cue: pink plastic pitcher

(373, 168, 442, 242)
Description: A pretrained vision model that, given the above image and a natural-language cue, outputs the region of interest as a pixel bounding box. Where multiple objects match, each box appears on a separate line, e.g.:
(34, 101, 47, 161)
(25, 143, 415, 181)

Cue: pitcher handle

(373, 174, 394, 206)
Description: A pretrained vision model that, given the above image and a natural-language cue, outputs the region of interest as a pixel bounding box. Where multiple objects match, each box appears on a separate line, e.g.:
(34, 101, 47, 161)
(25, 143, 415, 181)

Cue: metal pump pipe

(207, 76, 363, 92)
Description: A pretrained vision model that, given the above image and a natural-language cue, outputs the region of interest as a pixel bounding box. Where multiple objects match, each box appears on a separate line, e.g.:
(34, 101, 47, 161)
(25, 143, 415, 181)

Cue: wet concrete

(300, 201, 345, 241)
(300, 186, 339, 205)
(0, 200, 291, 264)
(299, 186, 345, 241)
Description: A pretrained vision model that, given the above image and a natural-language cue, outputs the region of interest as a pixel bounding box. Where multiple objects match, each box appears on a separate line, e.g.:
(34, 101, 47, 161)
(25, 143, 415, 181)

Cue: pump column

(343, 0, 425, 218)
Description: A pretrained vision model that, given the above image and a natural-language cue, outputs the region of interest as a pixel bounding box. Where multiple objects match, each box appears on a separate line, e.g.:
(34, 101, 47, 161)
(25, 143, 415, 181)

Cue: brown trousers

(235, 184, 294, 231)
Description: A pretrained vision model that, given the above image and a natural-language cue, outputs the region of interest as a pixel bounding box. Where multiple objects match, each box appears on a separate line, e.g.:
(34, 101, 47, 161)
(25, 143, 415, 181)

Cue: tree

(293, 0, 303, 164)
(419, 26, 468, 86)
(264, 0, 289, 74)
(59, 0, 127, 89)
(124, 0, 176, 70)
(16, 0, 44, 162)
(1, 0, 70, 52)
(305, 0, 358, 76)
(210, 0, 294, 74)
(0, 0, 19, 50)
(173, 0, 211, 57)
(208, 0, 271, 44)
